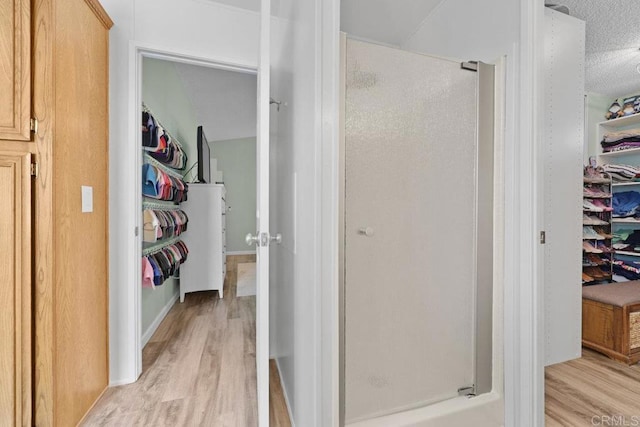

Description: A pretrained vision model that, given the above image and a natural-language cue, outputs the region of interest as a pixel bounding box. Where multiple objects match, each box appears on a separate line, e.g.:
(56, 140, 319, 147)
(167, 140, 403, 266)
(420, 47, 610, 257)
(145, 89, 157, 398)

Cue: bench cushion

(583, 281, 640, 307)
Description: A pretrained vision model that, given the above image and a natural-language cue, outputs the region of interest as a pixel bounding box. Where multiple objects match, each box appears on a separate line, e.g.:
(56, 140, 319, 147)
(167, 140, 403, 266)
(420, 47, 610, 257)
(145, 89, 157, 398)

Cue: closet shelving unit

(598, 113, 640, 280)
(583, 172, 614, 284)
(141, 104, 189, 285)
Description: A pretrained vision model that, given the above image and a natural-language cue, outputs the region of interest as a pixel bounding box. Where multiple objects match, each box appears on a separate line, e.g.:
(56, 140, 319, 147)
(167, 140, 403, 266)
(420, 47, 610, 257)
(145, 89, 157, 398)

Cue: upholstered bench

(582, 281, 640, 365)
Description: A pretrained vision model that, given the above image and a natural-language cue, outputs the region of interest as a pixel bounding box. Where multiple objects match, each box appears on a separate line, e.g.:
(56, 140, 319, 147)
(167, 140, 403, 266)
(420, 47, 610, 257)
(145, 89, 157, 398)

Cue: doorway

(80, 50, 286, 424)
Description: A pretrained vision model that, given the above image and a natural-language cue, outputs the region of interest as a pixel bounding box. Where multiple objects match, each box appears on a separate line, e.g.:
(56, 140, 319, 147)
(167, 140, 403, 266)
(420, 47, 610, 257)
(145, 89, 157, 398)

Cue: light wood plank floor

(546, 348, 640, 426)
(82, 254, 291, 426)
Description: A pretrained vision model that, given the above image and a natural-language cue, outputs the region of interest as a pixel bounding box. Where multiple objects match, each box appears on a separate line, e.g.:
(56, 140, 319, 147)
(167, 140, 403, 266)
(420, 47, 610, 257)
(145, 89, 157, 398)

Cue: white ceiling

(174, 62, 257, 142)
(557, 0, 640, 97)
(340, 0, 443, 46)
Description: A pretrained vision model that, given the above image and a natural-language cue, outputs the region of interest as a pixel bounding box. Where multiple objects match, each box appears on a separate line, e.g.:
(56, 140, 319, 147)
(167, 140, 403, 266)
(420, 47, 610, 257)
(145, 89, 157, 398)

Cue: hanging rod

(143, 152, 185, 180)
(142, 236, 182, 256)
(142, 102, 187, 152)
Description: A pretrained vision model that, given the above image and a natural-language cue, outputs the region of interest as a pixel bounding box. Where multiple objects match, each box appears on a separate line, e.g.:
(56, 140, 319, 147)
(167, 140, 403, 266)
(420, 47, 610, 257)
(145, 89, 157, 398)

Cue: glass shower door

(343, 39, 493, 423)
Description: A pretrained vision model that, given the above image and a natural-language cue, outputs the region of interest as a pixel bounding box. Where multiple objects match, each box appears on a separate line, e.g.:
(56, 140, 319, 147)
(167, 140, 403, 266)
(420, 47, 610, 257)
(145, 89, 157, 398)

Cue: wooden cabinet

(32, 2, 112, 426)
(0, 0, 31, 141)
(0, 152, 31, 426)
(0, 0, 112, 425)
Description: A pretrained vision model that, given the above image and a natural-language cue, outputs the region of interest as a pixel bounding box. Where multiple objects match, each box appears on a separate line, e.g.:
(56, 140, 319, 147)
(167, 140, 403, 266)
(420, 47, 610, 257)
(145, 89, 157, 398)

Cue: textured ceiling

(340, 0, 444, 46)
(559, 0, 640, 97)
(174, 62, 257, 142)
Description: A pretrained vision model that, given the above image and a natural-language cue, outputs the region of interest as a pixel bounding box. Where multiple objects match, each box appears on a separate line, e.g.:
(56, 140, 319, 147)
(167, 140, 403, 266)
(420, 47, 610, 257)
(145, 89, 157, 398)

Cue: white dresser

(180, 184, 226, 301)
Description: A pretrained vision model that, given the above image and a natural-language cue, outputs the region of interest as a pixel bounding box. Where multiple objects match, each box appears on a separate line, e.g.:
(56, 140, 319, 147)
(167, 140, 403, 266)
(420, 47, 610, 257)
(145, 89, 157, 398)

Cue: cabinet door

(0, 0, 31, 141)
(0, 151, 31, 426)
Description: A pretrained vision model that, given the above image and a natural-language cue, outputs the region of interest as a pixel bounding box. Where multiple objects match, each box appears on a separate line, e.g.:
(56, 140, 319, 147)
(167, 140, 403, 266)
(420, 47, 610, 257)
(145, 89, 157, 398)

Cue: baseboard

(77, 385, 109, 425)
(276, 358, 296, 427)
(109, 377, 136, 387)
(226, 250, 256, 256)
(141, 291, 179, 348)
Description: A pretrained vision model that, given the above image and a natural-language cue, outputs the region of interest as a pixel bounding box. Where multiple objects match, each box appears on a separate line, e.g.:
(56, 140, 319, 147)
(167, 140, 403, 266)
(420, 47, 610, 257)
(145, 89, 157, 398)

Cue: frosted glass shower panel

(344, 39, 479, 422)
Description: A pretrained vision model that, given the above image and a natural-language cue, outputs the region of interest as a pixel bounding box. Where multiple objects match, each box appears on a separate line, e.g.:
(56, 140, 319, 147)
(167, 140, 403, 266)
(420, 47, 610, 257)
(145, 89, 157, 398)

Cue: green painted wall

(213, 137, 257, 253)
(141, 57, 199, 337)
(585, 92, 612, 162)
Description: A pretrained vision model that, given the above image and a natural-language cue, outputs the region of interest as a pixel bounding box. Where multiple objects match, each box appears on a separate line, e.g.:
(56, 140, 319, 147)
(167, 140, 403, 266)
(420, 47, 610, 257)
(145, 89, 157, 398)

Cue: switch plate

(81, 186, 93, 213)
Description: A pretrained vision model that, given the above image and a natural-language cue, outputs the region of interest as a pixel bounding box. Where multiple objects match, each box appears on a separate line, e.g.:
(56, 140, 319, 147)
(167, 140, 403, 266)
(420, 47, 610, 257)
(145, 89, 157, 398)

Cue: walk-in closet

(543, 2, 640, 424)
(80, 55, 290, 425)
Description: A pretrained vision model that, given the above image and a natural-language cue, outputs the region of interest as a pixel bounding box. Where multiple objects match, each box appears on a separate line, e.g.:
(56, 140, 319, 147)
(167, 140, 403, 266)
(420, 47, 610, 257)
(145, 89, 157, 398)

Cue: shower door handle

(358, 227, 374, 237)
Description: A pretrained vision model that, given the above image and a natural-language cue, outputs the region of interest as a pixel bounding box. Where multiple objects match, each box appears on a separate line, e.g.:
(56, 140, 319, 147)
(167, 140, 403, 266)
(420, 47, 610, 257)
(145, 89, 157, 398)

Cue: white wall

(100, 0, 259, 385)
(213, 137, 257, 253)
(542, 9, 585, 367)
(140, 57, 200, 339)
(585, 93, 611, 162)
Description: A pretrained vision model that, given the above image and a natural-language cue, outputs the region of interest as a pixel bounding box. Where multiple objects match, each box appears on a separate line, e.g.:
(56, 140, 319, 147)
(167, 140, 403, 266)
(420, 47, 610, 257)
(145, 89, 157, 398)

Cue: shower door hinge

(540, 230, 546, 244)
(457, 385, 476, 397)
(461, 61, 478, 72)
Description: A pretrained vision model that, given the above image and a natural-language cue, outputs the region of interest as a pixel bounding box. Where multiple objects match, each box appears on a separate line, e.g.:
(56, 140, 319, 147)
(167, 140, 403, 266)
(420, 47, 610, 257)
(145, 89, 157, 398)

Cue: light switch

(81, 186, 93, 213)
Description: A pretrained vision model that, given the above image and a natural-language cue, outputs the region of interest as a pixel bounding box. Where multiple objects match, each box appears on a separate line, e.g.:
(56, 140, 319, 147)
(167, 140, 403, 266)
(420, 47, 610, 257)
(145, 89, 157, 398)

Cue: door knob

(358, 227, 374, 237)
(246, 233, 260, 246)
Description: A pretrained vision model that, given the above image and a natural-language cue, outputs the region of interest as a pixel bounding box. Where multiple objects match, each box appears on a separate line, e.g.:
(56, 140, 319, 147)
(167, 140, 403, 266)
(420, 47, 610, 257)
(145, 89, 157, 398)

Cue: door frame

(125, 42, 268, 413)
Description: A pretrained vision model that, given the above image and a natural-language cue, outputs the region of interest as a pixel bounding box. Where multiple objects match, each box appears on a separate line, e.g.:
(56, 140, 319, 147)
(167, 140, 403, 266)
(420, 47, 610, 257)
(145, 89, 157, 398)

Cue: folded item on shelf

(624, 230, 640, 245)
(602, 142, 640, 153)
(603, 128, 640, 143)
(612, 191, 640, 217)
(613, 228, 635, 244)
(602, 164, 640, 184)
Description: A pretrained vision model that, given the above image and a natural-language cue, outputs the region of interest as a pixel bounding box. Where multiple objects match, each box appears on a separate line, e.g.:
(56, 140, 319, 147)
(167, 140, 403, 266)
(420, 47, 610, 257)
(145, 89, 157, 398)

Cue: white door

(542, 9, 584, 366)
(250, 0, 272, 425)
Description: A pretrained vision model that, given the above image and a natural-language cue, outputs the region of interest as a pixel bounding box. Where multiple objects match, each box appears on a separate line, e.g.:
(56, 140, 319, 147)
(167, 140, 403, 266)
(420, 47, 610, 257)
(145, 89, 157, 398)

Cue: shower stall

(339, 38, 498, 425)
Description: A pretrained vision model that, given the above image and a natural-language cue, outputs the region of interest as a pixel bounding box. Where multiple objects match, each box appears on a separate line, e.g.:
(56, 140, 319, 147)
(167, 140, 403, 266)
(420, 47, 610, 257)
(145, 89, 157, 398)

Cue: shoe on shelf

(594, 226, 613, 239)
(596, 241, 612, 253)
(586, 253, 605, 265)
(583, 214, 608, 225)
(583, 199, 604, 212)
(582, 272, 594, 282)
(592, 199, 613, 212)
(583, 226, 605, 239)
(583, 241, 603, 253)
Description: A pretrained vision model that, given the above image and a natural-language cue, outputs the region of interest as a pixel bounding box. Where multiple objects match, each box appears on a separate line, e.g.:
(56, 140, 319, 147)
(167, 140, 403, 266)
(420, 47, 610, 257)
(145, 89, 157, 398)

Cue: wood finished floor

(546, 348, 640, 426)
(82, 254, 291, 426)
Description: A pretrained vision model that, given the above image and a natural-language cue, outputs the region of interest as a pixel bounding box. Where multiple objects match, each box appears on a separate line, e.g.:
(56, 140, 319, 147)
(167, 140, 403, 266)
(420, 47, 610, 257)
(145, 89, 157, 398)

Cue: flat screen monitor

(197, 126, 210, 183)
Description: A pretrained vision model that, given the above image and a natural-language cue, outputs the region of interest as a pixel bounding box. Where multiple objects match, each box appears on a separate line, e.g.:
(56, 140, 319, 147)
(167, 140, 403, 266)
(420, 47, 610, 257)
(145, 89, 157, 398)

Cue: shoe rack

(583, 169, 614, 285)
